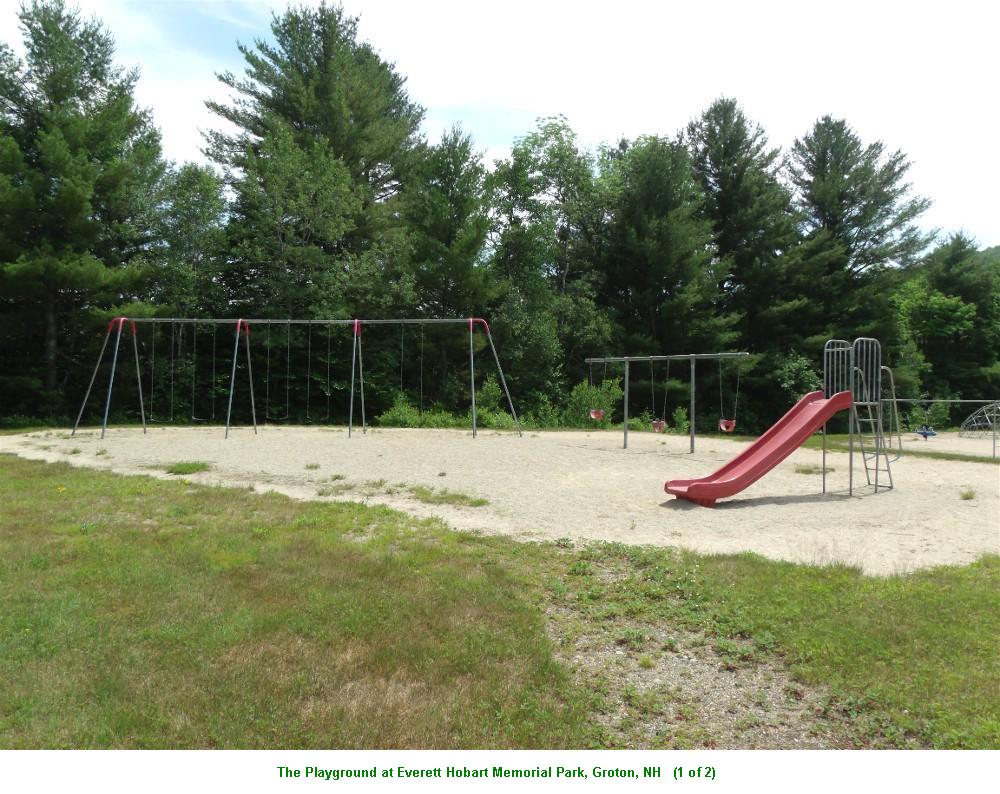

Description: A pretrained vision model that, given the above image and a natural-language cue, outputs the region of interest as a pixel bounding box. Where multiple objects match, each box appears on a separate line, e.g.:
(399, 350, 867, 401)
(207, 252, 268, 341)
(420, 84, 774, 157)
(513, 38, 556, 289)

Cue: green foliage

(0, 0, 163, 411)
(775, 353, 823, 400)
(563, 379, 623, 427)
(671, 407, 690, 436)
(0, 2, 994, 432)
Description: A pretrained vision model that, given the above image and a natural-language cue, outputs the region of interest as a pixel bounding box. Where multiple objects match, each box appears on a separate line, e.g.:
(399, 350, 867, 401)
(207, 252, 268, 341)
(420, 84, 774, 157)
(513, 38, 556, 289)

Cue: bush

(376, 392, 422, 427)
(478, 374, 503, 412)
(563, 378, 623, 428)
(671, 406, 689, 435)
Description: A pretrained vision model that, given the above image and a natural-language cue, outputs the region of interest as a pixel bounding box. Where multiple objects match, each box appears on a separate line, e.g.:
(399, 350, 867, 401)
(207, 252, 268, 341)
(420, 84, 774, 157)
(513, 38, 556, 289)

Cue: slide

(665, 390, 853, 507)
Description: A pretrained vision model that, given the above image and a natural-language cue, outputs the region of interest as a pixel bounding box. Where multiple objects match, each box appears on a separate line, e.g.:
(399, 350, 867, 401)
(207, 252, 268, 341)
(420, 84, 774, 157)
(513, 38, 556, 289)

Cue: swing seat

(652, 419, 666, 433)
(589, 409, 605, 421)
(719, 418, 736, 433)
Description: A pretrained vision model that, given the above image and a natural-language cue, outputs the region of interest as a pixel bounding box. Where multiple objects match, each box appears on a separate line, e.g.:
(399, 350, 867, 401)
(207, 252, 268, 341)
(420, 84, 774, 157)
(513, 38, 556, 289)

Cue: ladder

(852, 368, 893, 492)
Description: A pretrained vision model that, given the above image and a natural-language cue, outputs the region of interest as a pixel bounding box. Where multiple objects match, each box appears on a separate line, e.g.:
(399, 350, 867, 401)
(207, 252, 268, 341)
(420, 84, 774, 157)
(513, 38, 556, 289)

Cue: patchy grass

(960, 489, 976, 500)
(546, 543, 999, 749)
(793, 463, 829, 475)
(1, 455, 996, 750)
(304, 463, 320, 470)
(0, 455, 589, 749)
(800, 434, 998, 465)
(163, 461, 211, 476)
(409, 486, 488, 507)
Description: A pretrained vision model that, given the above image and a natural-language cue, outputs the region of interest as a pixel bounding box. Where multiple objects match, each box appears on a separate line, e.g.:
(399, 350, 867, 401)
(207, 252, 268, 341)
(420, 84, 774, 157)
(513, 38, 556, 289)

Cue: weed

(794, 463, 829, 475)
(960, 489, 976, 500)
(164, 461, 211, 476)
(408, 486, 488, 507)
(304, 463, 320, 470)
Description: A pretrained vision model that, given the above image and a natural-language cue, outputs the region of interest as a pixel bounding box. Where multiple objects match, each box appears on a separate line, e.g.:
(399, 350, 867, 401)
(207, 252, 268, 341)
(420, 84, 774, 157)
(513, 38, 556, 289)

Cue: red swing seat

(719, 418, 736, 433)
(589, 408, 605, 420)
(652, 419, 666, 433)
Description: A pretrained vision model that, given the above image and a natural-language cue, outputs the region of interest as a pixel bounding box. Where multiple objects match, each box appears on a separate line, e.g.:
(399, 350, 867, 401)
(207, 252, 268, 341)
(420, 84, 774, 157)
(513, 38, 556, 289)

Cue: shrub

(563, 378, 623, 428)
(671, 406, 689, 435)
(376, 392, 422, 427)
(477, 374, 503, 412)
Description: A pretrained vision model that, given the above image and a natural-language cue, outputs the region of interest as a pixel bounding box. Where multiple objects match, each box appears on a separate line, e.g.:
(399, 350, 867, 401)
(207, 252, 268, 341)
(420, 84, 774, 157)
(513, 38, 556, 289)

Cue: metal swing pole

(71, 324, 112, 437)
(99, 318, 126, 440)
(623, 360, 630, 449)
(469, 318, 477, 438)
(349, 320, 358, 437)
(358, 323, 366, 434)
(690, 358, 696, 454)
(243, 320, 257, 435)
(224, 319, 242, 439)
(482, 323, 522, 436)
(130, 321, 147, 434)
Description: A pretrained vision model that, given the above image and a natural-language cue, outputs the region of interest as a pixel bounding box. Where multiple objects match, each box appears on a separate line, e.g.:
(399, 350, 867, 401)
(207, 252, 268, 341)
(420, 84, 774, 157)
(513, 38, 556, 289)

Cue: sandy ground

(2, 425, 997, 576)
(897, 429, 998, 457)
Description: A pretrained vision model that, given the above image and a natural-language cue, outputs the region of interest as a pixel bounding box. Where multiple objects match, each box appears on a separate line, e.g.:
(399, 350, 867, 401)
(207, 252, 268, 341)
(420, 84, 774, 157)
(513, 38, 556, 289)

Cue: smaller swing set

(583, 351, 749, 452)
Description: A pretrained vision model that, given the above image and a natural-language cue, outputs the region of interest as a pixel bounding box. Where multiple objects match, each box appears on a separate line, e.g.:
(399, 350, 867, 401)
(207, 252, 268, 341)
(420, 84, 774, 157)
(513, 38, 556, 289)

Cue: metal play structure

(583, 352, 749, 451)
(822, 338, 901, 495)
(72, 317, 521, 440)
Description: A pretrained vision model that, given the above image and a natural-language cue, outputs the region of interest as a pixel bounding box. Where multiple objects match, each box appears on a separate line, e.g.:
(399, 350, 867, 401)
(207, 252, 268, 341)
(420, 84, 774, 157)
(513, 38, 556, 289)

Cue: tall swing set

(584, 351, 749, 451)
(72, 316, 521, 440)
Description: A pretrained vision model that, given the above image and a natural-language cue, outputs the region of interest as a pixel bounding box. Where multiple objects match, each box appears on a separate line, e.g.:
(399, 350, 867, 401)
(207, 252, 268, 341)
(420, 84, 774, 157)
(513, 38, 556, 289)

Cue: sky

(1, 0, 997, 247)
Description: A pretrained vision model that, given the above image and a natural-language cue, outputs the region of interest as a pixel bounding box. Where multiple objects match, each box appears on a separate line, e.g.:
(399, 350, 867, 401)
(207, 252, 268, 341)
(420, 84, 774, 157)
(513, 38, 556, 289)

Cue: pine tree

(0, 0, 162, 413)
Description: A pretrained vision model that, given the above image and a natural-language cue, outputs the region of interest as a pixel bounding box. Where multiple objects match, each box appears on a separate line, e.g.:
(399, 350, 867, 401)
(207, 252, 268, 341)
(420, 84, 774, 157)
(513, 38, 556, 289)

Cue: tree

(789, 116, 932, 275)
(402, 126, 492, 317)
(599, 136, 732, 355)
(0, 0, 162, 413)
(222, 120, 358, 317)
(206, 1, 424, 252)
(150, 163, 226, 315)
(686, 98, 797, 346)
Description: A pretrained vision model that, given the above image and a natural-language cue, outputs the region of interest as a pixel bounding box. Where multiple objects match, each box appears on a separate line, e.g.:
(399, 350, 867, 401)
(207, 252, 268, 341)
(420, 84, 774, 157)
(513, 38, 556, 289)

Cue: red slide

(665, 390, 853, 507)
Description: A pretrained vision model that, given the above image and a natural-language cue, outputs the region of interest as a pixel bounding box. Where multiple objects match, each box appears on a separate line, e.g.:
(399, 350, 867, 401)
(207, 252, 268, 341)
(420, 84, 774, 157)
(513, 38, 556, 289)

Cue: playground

(4, 422, 996, 576)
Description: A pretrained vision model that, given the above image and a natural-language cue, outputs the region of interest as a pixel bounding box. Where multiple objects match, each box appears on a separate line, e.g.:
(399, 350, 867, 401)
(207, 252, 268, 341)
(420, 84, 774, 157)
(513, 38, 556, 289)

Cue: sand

(3, 425, 997, 576)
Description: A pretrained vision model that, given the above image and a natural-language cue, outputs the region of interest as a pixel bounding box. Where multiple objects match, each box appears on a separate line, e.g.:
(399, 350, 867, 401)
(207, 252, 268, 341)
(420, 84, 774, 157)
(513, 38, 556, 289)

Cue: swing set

(584, 351, 748, 452)
(72, 316, 521, 441)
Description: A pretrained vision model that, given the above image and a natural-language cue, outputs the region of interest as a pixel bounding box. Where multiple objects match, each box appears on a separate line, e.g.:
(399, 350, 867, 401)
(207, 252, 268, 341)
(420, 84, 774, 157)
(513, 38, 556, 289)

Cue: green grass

(409, 486, 488, 507)
(1, 455, 996, 749)
(163, 461, 211, 476)
(960, 489, 976, 500)
(793, 463, 828, 475)
(0, 455, 588, 749)
(800, 434, 998, 465)
(550, 544, 999, 748)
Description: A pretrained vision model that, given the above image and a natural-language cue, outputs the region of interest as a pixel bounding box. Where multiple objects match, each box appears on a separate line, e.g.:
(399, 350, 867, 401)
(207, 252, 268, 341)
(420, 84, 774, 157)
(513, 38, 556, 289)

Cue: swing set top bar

(121, 317, 493, 329)
(585, 352, 749, 364)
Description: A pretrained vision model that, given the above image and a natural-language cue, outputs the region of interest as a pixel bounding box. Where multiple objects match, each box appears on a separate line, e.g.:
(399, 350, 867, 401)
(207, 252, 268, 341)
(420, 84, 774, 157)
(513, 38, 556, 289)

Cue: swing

(718, 358, 741, 433)
(651, 359, 671, 433)
(588, 361, 608, 420)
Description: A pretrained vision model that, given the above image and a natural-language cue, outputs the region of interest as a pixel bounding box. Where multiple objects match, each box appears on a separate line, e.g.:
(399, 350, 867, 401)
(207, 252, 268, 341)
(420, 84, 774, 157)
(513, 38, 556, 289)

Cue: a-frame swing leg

(72, 324, 113, 437)
(225, 319, 256, 438)
(99, 318, 127, 440)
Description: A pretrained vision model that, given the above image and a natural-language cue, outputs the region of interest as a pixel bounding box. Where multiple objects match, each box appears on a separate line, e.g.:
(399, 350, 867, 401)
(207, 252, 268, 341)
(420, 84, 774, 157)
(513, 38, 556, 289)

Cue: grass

(550, 544, 999, 748)
(1, 455, 996, 749)
(0, 455, 588, 749)
(960, 489, 976, 500)
(304, 463, 320, 470)
(408, 486, 489, 507)
(793, 463, 829, 475)
(163, 461, 211, 476)
(800, 434, 998, 465)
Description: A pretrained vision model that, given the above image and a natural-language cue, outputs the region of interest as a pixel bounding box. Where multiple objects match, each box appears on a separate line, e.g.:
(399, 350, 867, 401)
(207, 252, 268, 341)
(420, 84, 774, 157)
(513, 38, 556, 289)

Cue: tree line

(1, 0, 997, 431)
